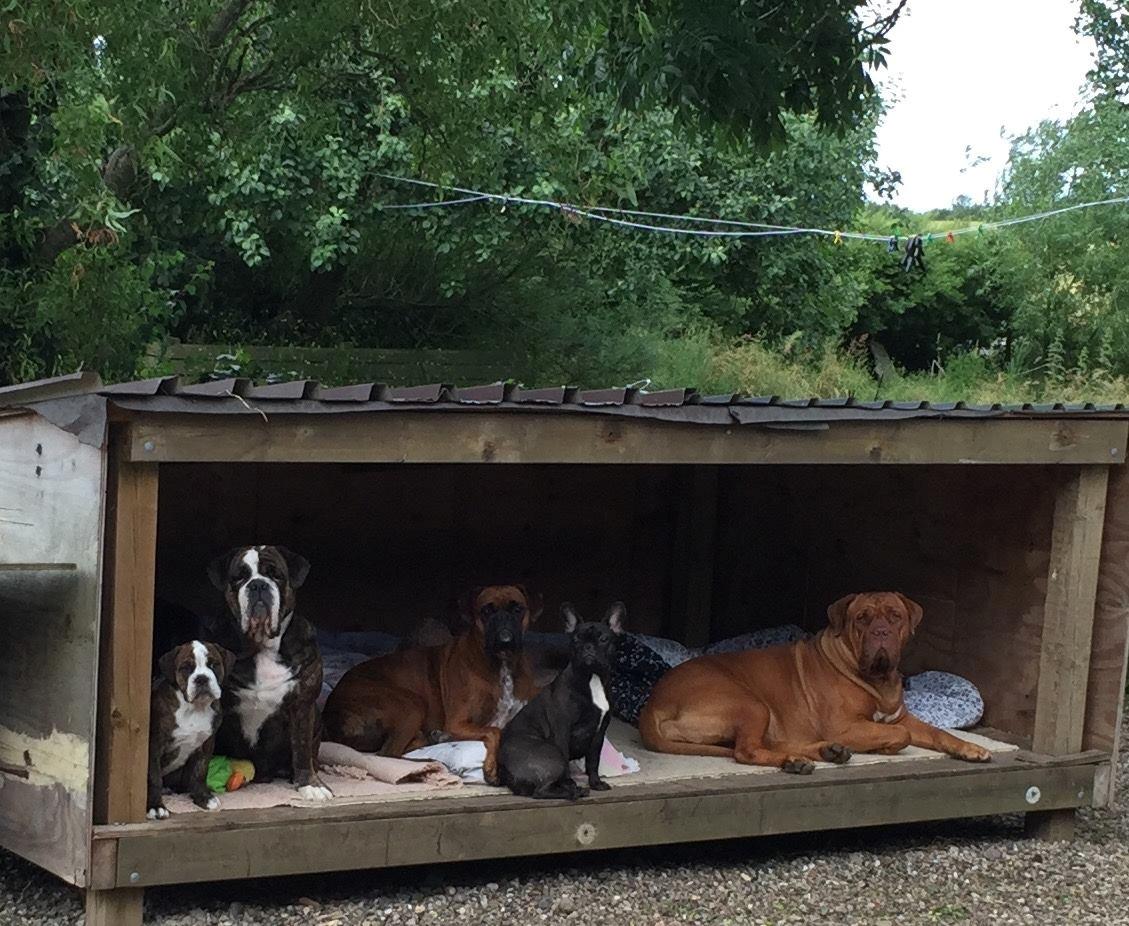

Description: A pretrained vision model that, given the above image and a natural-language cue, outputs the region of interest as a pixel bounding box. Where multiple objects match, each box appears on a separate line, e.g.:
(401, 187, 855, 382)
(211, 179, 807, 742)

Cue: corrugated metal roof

(2, 372, 1129, 425)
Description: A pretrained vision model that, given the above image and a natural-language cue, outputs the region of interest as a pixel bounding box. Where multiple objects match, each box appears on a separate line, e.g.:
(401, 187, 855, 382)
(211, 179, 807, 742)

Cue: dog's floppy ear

(896, 593, 924, 635)
(157, 648, 180, 685)
(517, 585, 543, 623)
(207, 549, 240, 591)
(457, 587, 483, 625)
(604, 601, 626, 635)
(215, 644, 237, 681)
(277, 547, 310, 589)
(561, 602, 581, 634)
(826, 594, 857, 636)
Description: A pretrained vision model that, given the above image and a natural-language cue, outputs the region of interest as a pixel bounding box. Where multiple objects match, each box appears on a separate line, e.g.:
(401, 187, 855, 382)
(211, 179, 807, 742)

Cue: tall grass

(643, 329, 1129, 403)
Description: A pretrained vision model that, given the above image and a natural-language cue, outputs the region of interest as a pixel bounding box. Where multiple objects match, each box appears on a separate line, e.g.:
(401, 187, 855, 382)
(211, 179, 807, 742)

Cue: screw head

(1025, 786, 1042, 805)
(575, 822, 597, 845)
(129, 871, 140, 883)
(142, 440, 155, 453)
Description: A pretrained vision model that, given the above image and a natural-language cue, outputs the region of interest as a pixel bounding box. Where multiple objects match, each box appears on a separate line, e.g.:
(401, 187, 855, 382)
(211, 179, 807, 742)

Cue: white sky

(874, 0, 1096, 210)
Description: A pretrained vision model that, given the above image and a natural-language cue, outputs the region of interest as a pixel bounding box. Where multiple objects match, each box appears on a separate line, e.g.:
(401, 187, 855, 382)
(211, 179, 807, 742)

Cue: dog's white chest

(236, 648, 296, 747)
(588, 676, 609, 724)
(164, 697, 216, 775)
(489, 664, 524, 727)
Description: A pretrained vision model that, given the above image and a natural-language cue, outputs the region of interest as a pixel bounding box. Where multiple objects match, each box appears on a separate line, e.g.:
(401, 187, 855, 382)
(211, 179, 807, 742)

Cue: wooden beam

(1033, 466, 1109, 755)
(95, 752, 1099, 888)
(94, 436, 158, 827)
(667, 466, 719, 647)
(125, 413, 1129, 466)
(1082, 463, 1129, 803)
(85, 888, 143, 926)
(1029, 465, 1110, 840)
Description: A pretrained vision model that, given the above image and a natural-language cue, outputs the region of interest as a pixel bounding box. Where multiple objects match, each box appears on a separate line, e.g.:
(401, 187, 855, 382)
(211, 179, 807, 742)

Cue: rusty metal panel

(6, 372, 1129, 425)
(0, 371, 102, 407)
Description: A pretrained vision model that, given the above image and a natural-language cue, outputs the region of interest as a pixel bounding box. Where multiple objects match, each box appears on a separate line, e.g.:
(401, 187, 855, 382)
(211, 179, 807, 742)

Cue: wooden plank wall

(156, 461, 1123, 749)
(156, 464, 677, 636)
(711, 465, 1062, 744)
(0, 414, 105, 886)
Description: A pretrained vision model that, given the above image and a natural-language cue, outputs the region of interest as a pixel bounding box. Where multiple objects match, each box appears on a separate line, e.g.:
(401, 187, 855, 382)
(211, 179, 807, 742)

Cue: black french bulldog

(498, 601, 625, 800)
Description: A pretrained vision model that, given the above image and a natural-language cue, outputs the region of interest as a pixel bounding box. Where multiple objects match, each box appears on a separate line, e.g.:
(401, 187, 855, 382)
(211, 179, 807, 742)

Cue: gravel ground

(5, 720, 1129, 926)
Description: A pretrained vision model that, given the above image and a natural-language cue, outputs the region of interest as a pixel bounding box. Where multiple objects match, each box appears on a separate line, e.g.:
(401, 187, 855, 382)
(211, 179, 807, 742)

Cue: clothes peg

(833, 230, 843, 245)
(946, 231, 955, 244)
(902, 234, 926, 272)
(887, 235, 898, 253)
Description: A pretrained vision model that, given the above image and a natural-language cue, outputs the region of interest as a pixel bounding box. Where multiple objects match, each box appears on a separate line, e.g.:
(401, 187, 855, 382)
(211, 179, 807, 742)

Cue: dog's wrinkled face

(209, 545, 310, 644)
(561, 602, 625, 674)
(159, 640, 235, 704)
(827, 591, 923, 679)
(463, 585, 542, 661)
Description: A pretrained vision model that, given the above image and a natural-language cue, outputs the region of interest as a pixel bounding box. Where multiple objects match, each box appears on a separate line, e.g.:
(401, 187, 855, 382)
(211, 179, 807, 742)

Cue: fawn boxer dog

(639, 592, 991, 773)
(322, 585, 541, 783)
(210, 545, 332, 801)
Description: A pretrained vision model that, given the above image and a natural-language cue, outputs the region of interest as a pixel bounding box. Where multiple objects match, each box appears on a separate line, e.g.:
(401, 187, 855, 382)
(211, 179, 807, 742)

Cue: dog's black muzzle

(576, 642, 613, 674)
(485, 610, 525, 659)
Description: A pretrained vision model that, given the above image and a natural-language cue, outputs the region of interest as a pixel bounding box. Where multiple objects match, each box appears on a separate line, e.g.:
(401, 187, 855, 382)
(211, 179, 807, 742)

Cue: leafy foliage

(1, 0, 1127, 404)
(0, 0, 899, 384)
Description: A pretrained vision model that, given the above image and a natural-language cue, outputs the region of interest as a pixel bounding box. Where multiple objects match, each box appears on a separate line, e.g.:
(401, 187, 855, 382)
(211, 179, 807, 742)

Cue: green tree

(0, 0, 903, 384)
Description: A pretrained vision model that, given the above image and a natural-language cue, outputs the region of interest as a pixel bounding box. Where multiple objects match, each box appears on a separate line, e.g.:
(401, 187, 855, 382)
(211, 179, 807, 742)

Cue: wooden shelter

(1, 370, 1127, 926)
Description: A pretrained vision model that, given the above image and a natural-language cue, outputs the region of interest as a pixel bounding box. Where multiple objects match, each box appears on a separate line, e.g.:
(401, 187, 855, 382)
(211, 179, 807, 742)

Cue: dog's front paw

(820, 742, 852, 765)
(782, 758, 816, 775)
(297, 783, 334, 802)
(957, 743, 992, 763)
(589, 779, 611, 792)
(146, 804, 169, 820)
(482, 757, 501, 786)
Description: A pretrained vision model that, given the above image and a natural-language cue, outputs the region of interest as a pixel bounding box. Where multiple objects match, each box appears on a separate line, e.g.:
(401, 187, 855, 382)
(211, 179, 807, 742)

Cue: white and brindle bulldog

(209, 545, 332, 802)
(148, 639, 235, 819)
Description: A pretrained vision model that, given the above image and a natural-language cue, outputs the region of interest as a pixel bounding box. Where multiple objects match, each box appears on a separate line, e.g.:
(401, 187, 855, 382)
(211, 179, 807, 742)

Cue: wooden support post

(89, 437, 158, 925)
(1027, 465, 1109, 841)
(85, 888, 144, 925)
(667, 466, 719, 648)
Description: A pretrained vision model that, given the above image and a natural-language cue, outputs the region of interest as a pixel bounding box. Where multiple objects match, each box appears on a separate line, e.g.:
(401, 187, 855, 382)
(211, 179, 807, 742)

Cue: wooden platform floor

(90, 747, 1106, 889)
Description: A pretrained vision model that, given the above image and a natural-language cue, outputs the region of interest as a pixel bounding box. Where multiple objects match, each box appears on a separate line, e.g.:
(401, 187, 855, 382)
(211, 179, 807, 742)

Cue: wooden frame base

(85, 887, 142, 926)
(1025, 809, 1077, 841)
(89, 750, 1101, 892)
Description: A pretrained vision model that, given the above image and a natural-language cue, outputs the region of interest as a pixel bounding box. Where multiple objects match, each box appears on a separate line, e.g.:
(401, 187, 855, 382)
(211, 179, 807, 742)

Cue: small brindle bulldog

(210, 545, 332, 801)
(147, 640, 235, 819)
(498, 602, 625, 800)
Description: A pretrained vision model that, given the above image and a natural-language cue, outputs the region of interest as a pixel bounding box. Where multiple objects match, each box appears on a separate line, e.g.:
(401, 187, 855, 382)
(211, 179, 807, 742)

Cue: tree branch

(206, 0, 254, 49)
(865, 0, 909, 40)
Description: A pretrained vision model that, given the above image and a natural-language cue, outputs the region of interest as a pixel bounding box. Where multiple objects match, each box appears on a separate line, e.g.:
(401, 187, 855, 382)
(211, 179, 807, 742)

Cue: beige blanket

(162, 742, 461, 814)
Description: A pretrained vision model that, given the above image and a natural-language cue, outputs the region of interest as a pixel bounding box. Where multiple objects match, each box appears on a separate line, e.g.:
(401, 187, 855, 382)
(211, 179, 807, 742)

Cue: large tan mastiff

(639, 592, 990, 773)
